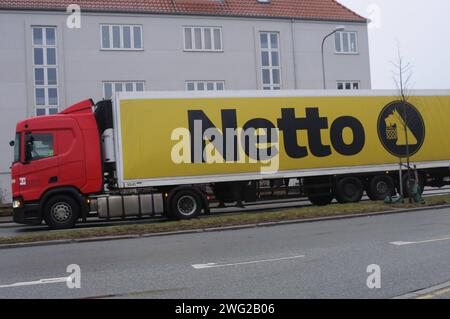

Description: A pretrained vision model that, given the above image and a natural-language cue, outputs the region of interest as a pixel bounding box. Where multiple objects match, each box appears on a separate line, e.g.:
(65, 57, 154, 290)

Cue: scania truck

(10, 90, 450, 229)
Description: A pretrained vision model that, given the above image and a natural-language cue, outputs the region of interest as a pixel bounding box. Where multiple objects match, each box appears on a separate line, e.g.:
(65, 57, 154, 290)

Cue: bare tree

(391, 43, 415, 202)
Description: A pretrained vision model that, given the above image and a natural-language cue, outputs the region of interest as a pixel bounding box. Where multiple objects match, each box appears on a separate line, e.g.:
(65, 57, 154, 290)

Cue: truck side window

(28, 133, 54, 161)
(13, 133, 21, 163)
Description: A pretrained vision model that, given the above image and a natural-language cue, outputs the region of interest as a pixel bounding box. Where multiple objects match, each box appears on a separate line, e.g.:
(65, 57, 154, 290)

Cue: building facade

(0, 0, 371, 202)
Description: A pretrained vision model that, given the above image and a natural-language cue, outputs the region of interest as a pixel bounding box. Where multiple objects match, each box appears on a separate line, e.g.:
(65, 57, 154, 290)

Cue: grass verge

(1, 194, 450, 245)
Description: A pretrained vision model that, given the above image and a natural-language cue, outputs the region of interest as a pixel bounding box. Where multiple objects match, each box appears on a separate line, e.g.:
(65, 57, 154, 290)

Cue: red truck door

(19, 131, 59, 201)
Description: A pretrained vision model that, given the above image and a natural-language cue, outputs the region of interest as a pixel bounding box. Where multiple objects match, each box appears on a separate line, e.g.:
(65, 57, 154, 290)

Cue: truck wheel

(335, 177, 363, 203)
(368, 175, 395, 201)
(308, 194, 334, 206)
(43, 195, 79, 229)
(169, 190, 202, 220)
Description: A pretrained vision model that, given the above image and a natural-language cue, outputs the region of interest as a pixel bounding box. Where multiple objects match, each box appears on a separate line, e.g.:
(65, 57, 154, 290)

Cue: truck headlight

(12, 199, 22, 209)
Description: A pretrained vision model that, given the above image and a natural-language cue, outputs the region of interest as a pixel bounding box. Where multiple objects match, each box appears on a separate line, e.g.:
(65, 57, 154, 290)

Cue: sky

(338, 0, 450, 89)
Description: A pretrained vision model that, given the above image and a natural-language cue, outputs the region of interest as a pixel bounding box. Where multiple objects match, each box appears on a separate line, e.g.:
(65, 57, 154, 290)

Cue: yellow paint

(118, 95, 450, 180)
(416, 294, 434, 299)
(384, 109, 418, 145)
(342, 126, 355, 145)
(416, 287, 450, 299)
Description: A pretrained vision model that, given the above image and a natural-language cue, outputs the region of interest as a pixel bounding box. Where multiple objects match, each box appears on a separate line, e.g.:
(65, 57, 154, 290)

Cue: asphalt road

(0, 206, 450, 299)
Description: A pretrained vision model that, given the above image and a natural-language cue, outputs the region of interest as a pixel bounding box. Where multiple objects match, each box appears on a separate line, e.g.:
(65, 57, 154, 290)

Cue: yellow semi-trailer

(105, 90, 450, 216)
(116, 90, 449, 184)
(11, 89, 450, 229)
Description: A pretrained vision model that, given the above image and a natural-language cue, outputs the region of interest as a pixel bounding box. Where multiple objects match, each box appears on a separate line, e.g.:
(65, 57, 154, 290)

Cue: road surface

(0, 206, 449, 298)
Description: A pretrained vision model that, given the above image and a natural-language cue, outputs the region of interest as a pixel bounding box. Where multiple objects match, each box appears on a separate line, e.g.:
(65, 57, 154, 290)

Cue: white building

(0, 0, 371, 202)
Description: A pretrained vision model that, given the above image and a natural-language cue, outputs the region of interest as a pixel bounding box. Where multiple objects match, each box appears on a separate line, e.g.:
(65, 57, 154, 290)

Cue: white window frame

(335, 31, 358, 54)
(183, 26, 223, 52)
(100, 24, 143, 50)
(185, 81, 225, 91)
(103, 81, 145, 99)
(337, 81, 360, 90)
(32, 26, 59, 116)
(260, 31, 282, 90)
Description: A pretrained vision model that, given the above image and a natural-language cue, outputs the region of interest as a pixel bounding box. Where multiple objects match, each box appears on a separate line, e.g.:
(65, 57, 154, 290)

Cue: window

(337, 81, 360, 90)
(103, 81, 145, 99)
(26, 133, 54, 161)
(184, 27, 222, 51)
(185, 81, 225, 91)
(32, 26, 59, 116)
(13, 133, 21, 163)
(260, 32, 281, 90)
(101, 25, 143, 50)
(335, 31, 358, 54)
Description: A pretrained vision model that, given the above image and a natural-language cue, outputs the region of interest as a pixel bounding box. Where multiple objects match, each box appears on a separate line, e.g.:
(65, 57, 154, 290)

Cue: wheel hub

(376, 181, 388, 194)
(51, 203, 72, 222)
(177, 195, 197, 216)
(344, 183, 357, 196)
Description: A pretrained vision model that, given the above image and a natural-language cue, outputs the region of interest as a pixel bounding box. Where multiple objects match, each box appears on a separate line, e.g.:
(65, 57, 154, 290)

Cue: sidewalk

(0, 204, 12, 222)
(0, 211, 12, 218)
(0, 216, 12, 223)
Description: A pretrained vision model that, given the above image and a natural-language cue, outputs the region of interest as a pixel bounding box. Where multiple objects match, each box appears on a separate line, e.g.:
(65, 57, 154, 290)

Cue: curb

(0, 204, 450, 250)
(0, 212, 12, 218)
(393, 280, 450, 299)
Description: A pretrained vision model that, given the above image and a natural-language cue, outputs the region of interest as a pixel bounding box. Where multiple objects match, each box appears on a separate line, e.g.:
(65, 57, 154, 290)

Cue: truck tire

(308, 194, 334, 206)
(168, 190, 202, 220)
(43, 195, 79, 229)
(335, 177, 363, 203)
(367, 175, 395, 201)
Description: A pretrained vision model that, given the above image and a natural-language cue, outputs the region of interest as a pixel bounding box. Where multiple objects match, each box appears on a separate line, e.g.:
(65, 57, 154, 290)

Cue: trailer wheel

(335, 177, 364, 203)
(43, 195, 79, 229)
(169, 190, 202, 220)
(367, 175, 395, 201)
(308, 194, 334, 206)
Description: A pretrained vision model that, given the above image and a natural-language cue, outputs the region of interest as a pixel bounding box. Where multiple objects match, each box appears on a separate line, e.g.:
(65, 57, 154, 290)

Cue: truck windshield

(13, 133, 21, 163)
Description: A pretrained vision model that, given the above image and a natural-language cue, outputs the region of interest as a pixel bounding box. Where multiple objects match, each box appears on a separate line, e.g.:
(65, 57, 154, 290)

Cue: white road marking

(0, 276, 69, 289)
(390, 236, 450, 246)
(192, 254, 305, 269)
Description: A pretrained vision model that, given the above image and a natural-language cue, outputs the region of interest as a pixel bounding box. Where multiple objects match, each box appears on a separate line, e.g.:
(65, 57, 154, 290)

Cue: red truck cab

(11, 99, 103, 228)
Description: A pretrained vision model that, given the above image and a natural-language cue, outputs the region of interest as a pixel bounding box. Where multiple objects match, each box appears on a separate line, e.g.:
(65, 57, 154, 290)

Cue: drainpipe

(291, 19, 298, 89)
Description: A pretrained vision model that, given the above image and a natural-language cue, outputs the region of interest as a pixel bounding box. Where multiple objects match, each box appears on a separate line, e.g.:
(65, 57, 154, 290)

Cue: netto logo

(377, 101, 425, 157)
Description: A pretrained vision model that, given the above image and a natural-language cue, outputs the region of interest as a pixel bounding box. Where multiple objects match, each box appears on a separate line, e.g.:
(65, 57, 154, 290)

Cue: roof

(0, 0, 367, 22)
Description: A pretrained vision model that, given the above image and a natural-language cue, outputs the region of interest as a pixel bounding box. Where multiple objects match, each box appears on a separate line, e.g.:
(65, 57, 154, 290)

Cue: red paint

(60, 99, 95, 115)
(11, 100, 103, 202)
(2, 1, 366, 22)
